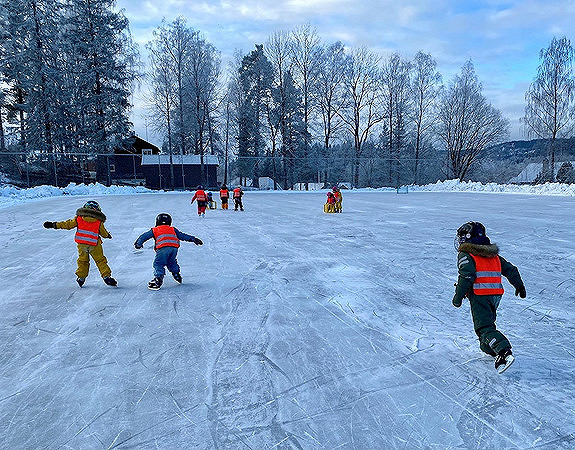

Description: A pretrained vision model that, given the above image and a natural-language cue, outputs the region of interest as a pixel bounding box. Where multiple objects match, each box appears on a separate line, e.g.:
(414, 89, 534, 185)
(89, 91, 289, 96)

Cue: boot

(103, 276, 117, 287)
(172, 272, 182, 284)
(76, 277, 85, 287)
(495, 348, 514, 373)
(148, 277, 163, 290)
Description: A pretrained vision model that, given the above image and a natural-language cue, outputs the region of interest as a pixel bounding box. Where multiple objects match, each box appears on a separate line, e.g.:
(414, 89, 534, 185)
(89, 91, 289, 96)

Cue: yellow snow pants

(76, 243, 112, 279)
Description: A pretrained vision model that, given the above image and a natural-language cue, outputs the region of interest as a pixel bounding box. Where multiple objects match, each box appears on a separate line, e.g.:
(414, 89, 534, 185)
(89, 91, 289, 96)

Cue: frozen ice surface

(1, 191, 574, 448)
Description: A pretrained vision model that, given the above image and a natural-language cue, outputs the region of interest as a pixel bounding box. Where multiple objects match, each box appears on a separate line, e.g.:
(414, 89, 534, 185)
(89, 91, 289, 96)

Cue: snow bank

(406, 179, 575, 196)
(0, 182, 156, 209)
(1, 179, 574, 210)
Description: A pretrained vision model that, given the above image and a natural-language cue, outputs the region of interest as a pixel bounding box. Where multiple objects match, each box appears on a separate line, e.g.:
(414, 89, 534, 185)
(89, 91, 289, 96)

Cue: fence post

(52, 152, 58, 187)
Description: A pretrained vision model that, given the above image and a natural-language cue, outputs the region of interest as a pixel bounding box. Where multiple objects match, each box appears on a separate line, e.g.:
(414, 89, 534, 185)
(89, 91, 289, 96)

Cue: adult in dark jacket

(453, 221, 526, 373)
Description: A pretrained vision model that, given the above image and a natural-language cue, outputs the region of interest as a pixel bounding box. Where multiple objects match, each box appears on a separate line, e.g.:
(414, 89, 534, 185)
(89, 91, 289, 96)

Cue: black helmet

(455, 221, 489, 249)
(156, 213, 172, 226)
(83, 200, 101, 211)
(197, 185, 203, 190)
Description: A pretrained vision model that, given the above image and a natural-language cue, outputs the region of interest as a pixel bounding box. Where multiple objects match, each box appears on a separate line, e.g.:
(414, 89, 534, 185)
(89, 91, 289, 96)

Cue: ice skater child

(219, 184, 229, 210)
(134, 213, 203, 290)
(233, 185, 244, 211)
(452, 221, 526, 373)
(43, 200, 117, 287)
(191, 185, 208, 217)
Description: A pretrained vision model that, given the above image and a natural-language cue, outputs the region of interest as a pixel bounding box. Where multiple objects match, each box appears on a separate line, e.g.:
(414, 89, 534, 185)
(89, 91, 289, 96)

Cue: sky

(115, 0, 575, 144)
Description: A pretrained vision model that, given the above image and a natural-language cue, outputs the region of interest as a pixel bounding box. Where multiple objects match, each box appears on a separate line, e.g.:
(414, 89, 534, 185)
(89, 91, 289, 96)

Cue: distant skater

(134, 213, 203, 290)
(233, 186, 244, 211)
(43, 200, 117, 287)
(191, 185, 208, 217)
(220, 184, 230, 210)
(452, 221, 526, 373)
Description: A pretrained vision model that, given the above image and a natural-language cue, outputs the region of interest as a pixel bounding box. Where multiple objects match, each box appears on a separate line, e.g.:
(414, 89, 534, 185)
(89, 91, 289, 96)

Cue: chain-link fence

(231, 155, 448, 189)
(0, 152, 220, 190)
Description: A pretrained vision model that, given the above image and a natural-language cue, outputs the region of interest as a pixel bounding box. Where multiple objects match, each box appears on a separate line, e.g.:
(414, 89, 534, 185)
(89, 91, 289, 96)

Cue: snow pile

(0, 182, 155, 209)
(1, 178, 575, 210)
(408, 179, 575, 196)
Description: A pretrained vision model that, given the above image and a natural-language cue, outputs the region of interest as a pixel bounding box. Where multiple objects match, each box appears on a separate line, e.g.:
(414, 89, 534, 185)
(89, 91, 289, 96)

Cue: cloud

(116, 0, 575, 141)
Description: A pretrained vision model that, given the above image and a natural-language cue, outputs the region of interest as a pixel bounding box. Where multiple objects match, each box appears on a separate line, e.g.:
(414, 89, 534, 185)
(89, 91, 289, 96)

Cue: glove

(515, 286, 526, 298)
(43, 221, 56, 229)
(193, 237, 203, 245)
(452, 296, 462, 308)
(134, 242, 142, 249)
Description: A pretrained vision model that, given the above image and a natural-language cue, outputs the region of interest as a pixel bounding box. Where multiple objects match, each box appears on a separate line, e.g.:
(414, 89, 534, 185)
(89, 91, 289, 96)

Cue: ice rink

(1, 190, 574, 448)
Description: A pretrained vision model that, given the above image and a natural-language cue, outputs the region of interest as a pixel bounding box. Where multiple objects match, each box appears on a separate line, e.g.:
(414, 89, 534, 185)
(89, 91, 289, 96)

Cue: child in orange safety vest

(324, 191, 336, 213)
(332, 186, 343, 212)
(219, 184, 230, 210)
(43, 200, 117, 287)
(453, 221, 526, 373)
(191, 185, 208, 217)
(134, 213, 203, 290)
(233, 186, 244, 211)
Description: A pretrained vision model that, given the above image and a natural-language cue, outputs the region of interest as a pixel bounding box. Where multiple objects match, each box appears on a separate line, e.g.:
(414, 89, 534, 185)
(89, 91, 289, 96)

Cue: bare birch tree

(523, 36, 575, 181)
(410, 51, 442, 184)
(438, 60, 509, 180)
(339, 47, 385, 186)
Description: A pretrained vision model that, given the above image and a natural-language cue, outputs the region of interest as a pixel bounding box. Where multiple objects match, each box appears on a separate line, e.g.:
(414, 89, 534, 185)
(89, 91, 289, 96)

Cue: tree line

(1, 5, 574, 188)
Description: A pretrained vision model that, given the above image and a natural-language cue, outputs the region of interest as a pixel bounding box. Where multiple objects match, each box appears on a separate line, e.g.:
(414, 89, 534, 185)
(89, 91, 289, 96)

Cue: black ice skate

(495, 348, 515, 374)
(172, 272, 182, 284)
(148, 277, 163, 290)
(103, 276, 117, 287)
(76, 277, 85, 287)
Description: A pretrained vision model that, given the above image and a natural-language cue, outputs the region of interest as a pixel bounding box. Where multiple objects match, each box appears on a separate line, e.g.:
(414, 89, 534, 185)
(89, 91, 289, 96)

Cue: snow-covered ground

(1, 188, 574, 448)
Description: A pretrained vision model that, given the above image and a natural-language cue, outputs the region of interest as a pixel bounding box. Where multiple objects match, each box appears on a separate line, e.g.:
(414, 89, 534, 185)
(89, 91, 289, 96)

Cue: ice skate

(103, 276, 117, 286)
(148, 277, 163, 290)
(76, 277, 85, 287)
(172, 272, 182, 284)
(495, 348, 515, 374)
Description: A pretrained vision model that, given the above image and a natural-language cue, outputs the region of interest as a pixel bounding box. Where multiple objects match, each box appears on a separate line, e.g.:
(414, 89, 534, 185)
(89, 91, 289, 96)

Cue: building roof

(141, 154, 219, 166)
(115, 135, 160, 154)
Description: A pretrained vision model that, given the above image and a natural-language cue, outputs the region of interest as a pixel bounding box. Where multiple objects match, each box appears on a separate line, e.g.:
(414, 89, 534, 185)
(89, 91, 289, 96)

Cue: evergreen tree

(61, 0, 139, 154)
(238, 44, 273, 187)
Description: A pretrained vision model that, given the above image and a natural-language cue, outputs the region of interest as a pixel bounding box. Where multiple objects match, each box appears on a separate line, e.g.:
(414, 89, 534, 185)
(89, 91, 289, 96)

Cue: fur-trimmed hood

(75, 207, 106, 222)
(458, 242, 499, 257)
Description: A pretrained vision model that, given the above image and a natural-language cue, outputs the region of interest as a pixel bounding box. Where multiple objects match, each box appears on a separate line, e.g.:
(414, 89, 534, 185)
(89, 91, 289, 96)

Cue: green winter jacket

(453, 242, 525, 306)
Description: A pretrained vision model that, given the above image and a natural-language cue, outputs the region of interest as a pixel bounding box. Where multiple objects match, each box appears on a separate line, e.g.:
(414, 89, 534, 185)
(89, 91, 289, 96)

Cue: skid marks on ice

(208, 261, 298, 448)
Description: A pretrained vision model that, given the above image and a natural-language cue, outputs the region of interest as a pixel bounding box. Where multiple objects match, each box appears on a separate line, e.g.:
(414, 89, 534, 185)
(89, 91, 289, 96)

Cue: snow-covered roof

(141, 154, 219, 166)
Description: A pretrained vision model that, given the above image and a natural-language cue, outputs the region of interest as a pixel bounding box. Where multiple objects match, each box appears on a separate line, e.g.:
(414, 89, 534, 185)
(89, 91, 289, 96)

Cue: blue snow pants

(153, 247, 181, 278)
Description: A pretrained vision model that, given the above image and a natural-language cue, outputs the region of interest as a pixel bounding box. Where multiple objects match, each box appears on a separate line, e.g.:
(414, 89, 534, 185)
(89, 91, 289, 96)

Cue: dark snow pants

(469, 293, 511, 355)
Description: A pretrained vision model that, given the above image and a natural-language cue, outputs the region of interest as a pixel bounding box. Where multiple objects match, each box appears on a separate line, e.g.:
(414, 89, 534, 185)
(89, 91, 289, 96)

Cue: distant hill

(474, 138, 575, 183)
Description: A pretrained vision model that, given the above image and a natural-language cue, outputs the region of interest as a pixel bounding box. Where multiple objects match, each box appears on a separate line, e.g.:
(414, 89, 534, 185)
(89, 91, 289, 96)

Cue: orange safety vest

(195, 190, 207, 202)
(233, 188, 242, 198)
(152, 225, 180, 250)
(470, 254, 504, 295)
(220, 189, 229, 198)
(75, 216, 101, 246)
